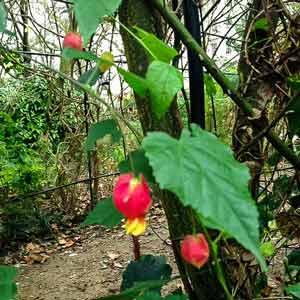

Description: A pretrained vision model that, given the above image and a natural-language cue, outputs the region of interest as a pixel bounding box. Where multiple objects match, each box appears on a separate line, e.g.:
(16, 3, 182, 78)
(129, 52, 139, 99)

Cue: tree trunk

(233, 0, 278, 198)
(229, 1, 279, 298)
(119, 1, 227, 299)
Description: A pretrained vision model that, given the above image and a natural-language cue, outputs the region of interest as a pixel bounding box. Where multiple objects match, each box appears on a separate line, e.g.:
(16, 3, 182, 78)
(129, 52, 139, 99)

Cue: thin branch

(151, 0, 300, 170)
(6, 172, 120, 202)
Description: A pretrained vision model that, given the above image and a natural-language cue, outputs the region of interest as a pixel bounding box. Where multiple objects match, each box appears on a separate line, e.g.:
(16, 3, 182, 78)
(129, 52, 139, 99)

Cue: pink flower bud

(181, 234, 210, 268)
(113, 173, 152, 219)
(63, 32, 83, 51)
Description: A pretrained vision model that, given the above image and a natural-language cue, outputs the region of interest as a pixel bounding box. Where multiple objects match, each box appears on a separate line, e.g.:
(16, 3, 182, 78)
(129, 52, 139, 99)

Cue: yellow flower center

(125, 218, 146, 236)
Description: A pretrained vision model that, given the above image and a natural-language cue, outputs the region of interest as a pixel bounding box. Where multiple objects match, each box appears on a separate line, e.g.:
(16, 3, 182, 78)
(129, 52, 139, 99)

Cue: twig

(150, 0, 300, 170)
(6, 172, 120, 202)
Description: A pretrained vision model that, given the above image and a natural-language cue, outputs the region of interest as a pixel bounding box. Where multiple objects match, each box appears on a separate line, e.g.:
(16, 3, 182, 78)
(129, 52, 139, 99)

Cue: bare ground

(6, 208, 287, 300)
(16, 215, 181, 300)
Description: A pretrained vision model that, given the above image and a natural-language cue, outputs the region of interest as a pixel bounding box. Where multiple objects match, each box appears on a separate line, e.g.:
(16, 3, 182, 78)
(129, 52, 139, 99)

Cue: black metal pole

(83, 92, 95, 209)
(183, 0, 205, 129)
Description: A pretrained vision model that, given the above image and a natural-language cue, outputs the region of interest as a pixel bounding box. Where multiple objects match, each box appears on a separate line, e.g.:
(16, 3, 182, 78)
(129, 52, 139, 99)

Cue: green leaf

(254, 18, 269, 31)
(118, 62, 183, 119)
(0, 266, 17, 300)
(72, 0, 122, 44)
(121, 255, 172, 292)
(118, 150, 155, 184)
(133, 26, 178, 63)
(0, 266, 17, 283)
(142, 124, 266, 270)
(285, 284, 300, 298)
(164, 295, 188, 300)
(78, 67, 102, 87)
(146, 61, 183, 119)
(204, 74, 217, 98)
(288, 75, 300, 93)
(85, 119, 122, 152)
(135, 291, 161, 300)
(260, 241, 275, 257)
(135, 291, 188, 300)
(98, 279, 170, 300)
(118, 68, 149, 97)
(0, 2, 6, 32)
(62, 48, 98, 61)
(82, 197, 123, 228)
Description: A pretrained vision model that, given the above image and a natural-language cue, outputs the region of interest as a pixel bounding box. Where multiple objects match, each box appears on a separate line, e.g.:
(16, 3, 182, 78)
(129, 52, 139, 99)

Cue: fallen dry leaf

(23, 254, 50, 265)
(107, 252, 120, 260)
(25, 242, 45, 254)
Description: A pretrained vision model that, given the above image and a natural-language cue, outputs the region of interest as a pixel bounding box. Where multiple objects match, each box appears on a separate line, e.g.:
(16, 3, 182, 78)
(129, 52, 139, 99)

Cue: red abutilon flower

(63, 32, 83, 51)
(113, 173, 152, 236)
(181, 234, 210, 268)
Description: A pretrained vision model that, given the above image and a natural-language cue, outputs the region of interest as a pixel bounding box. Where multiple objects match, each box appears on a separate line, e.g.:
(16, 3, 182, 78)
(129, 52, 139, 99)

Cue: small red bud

(113, 173, 152, 219)
(181, 234, 209, 268)
(63, 32, 83, 51)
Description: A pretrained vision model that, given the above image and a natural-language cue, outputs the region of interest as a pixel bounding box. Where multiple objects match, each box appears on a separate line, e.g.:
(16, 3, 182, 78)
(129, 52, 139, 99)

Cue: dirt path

(16, 219, 179, 300)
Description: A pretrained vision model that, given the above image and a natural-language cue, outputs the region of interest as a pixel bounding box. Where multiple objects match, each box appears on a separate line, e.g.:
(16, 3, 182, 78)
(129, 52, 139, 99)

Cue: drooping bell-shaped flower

(181, 234, 210, 268)
(113, 173, 152, 236)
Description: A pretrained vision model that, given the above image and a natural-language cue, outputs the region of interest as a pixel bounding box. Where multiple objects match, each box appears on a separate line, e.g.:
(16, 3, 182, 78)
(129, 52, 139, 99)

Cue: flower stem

(132, 235, 141, 260)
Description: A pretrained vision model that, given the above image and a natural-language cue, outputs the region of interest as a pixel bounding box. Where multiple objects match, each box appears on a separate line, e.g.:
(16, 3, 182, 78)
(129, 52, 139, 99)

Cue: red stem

(132, 235, 141, 260)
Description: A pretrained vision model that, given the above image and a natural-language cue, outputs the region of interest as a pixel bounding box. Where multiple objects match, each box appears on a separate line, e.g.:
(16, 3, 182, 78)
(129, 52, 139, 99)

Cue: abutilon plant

(113, 173, 152, 236)
(181, 234, 210, 269)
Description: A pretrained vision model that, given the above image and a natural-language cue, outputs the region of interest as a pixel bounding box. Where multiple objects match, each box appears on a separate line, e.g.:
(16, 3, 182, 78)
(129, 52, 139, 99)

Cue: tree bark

(119, 1, 227, 300)
(233, 0, 278, 198)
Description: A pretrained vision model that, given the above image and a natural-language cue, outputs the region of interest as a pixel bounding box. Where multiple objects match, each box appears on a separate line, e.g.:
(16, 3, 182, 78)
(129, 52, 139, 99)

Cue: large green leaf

(118, 150, 155, 184)
(285, 284, 300, 298)
(0, 266, 17, 300)
(135, 291, 161, 300)
(164, 295, 188, 300)
(98, 279, 170, 300)
(118, 62, 182, 119)
(85, 119, 122, 152)
(135, 291, 188, 300)
(72, 0, 122, 44)
(82, 197, 123, 228)
(133, 27, 178, 63)
(0, 2, 6, 32)
(146, 61, 183, 119)
(118, 68, 149, 97)
(142, 124, 266, 270)
(121, 255, 172, 292)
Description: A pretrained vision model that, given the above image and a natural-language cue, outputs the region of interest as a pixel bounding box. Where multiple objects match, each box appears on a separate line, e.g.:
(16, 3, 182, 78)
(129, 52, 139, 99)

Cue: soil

(15, 212, 181, 300)
(5, 208, 287, 300)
